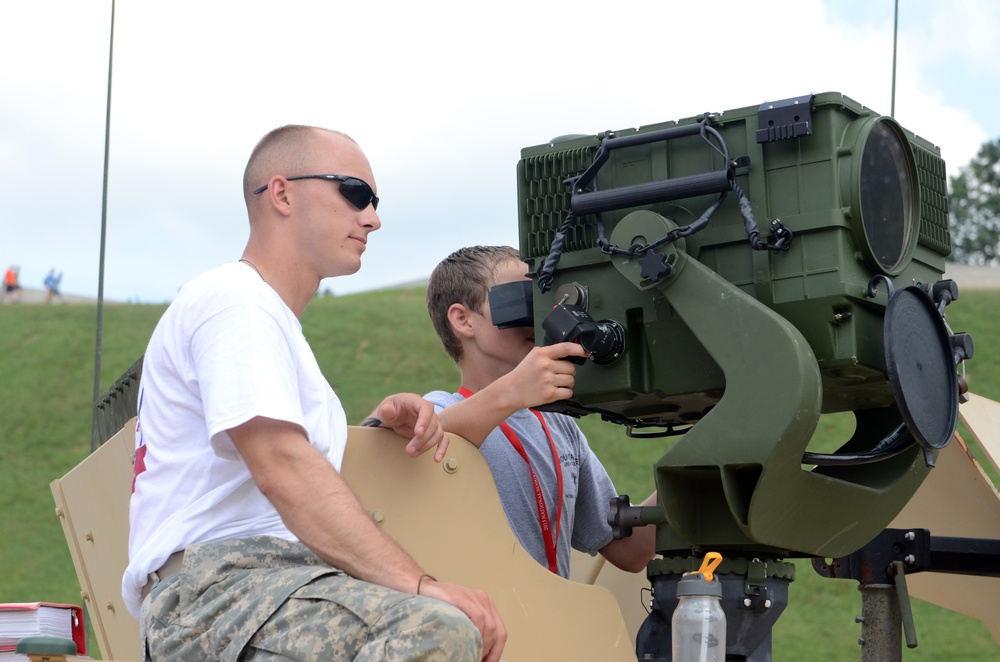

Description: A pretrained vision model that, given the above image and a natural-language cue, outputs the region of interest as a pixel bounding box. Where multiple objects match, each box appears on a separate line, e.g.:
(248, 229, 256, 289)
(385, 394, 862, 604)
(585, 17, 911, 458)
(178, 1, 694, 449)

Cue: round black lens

(858, 120, 917, 273)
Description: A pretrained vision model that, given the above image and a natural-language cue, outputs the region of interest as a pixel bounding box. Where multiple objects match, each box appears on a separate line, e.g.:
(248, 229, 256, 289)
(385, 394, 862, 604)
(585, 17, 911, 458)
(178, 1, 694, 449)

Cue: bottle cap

(676, 551, 724, 597)
(677, 573, 723, 597)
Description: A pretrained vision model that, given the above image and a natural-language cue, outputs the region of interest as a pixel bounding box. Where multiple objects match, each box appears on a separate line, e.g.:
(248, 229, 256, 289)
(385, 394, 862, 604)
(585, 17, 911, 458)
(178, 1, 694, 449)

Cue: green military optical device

(516, 92, 970, 561)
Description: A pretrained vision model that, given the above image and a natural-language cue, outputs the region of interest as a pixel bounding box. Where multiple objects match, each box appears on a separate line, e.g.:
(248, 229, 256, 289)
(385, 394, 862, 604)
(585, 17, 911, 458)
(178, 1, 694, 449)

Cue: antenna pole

(91, 0, 115, 453)
(891, 0, 899, 117)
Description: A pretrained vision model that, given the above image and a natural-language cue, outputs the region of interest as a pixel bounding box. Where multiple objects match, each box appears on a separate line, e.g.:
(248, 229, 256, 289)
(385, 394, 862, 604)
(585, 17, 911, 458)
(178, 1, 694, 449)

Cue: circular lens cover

(884, 286, 958, 450)
(855, 119, 919, 274)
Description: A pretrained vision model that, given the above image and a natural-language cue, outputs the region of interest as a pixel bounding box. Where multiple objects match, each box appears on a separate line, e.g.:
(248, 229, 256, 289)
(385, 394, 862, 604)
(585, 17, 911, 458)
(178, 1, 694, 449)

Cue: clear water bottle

(672, 552, 726, 662)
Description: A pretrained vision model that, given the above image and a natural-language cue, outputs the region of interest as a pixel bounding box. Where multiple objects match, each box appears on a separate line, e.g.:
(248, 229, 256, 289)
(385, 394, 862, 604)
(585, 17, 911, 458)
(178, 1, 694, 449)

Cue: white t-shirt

(122, 263, 348, 618)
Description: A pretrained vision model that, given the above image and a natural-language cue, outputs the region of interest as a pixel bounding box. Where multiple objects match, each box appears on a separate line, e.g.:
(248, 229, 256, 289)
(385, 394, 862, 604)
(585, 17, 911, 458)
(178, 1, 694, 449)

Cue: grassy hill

(1, 287, 998, 660)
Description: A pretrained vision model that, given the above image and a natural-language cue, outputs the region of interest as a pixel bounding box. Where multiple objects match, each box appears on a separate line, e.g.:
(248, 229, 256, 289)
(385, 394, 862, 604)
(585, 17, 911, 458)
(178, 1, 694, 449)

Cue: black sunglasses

(253, 174, 379, 211)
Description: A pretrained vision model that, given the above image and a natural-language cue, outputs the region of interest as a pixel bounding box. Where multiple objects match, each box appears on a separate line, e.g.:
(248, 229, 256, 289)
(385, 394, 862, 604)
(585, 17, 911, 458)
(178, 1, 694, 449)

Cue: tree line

(949, 138, 1000, 266)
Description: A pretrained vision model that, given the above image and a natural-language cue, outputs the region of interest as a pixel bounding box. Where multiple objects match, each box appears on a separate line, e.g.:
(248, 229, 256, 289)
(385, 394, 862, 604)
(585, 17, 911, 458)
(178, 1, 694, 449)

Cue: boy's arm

(438, 342, 589, 447)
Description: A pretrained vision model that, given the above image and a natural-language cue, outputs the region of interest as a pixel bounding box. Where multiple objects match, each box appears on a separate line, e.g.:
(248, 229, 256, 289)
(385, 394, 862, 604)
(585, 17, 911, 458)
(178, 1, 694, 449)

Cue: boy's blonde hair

(426, 246, 523, 362)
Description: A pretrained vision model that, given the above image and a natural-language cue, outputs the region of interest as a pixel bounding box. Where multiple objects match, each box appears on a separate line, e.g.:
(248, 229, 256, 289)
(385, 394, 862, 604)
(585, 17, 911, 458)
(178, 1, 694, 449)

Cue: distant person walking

(3, 265, 21, 303)
(44, 269, 62, 303)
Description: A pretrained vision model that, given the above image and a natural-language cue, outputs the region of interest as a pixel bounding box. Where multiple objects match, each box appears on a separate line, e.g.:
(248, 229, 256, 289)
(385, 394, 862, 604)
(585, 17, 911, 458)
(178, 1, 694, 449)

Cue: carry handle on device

(568, 119, 736, 217)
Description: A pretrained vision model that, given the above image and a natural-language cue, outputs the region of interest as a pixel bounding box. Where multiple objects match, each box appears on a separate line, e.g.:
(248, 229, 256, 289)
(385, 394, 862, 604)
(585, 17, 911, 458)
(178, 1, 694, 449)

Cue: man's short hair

(426, 246, 523, 363)
(242, 125, 355, 209)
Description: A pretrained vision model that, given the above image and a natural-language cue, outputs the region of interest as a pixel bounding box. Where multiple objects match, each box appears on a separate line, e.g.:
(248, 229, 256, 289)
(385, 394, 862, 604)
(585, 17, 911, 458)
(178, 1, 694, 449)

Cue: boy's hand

(435, 342, 588, 449)
(372, 393, 449, 462)
(503, 342, 589, 409)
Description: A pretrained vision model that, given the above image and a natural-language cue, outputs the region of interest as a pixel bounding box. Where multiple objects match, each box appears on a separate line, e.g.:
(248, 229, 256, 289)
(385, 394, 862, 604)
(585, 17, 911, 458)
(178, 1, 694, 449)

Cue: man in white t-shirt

(124, 125, 506, 661)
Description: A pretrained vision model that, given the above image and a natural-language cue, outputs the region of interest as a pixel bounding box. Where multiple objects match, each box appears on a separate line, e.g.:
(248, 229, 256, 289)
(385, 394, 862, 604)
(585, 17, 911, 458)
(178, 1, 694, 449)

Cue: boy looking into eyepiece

(424, 245, 656, 577)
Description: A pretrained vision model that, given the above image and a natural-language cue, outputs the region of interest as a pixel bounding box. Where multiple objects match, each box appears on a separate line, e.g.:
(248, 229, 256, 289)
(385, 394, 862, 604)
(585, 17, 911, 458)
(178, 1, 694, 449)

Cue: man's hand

(373, 393, 449, 461)
(419, 577, 507, 662)
(498, 342, 589, 410)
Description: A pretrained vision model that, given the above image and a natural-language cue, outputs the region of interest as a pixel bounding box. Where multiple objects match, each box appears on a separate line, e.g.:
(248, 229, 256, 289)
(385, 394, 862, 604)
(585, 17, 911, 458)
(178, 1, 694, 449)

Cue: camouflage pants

(141, 536, 482, 661)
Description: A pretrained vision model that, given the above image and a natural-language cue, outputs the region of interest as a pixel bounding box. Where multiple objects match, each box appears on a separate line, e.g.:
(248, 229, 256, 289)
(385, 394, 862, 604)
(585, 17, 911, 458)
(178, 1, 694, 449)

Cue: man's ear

(447, 303, 476, 339)
(263, 177, 293, 217)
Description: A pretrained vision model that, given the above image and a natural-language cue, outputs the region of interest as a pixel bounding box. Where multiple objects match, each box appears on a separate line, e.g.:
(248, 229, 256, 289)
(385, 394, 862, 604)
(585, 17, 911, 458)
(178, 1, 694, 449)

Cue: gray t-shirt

(424, 390, 617, 577)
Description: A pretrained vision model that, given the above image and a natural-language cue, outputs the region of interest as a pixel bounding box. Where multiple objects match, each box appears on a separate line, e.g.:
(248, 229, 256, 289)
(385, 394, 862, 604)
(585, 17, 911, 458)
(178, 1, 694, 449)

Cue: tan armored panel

(50, 420, 140, 660)
(569, 551, 651, 643)
(890, 393, 1000, 645)
(342, 427, 636, 661)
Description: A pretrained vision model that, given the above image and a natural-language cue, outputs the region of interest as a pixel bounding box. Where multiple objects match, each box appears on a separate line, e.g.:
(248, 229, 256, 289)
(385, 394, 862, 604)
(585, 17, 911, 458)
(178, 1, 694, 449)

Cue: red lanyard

(458, 386, 564, 573)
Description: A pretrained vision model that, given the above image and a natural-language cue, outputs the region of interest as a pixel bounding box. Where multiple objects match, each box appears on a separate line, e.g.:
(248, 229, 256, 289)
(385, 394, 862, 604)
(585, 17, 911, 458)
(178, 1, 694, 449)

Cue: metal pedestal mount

(635, 555, 795, 661)
(813, 528, 1000, 661)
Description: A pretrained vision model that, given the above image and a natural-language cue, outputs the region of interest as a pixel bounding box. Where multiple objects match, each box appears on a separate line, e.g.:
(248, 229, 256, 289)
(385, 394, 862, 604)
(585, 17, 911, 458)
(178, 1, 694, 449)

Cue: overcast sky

(2, 0, 998, 303)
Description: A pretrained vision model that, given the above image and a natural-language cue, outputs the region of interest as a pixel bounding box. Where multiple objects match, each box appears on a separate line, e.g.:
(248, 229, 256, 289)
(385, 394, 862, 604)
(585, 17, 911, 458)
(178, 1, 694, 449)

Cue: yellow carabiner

(697, 551, 723, 582)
